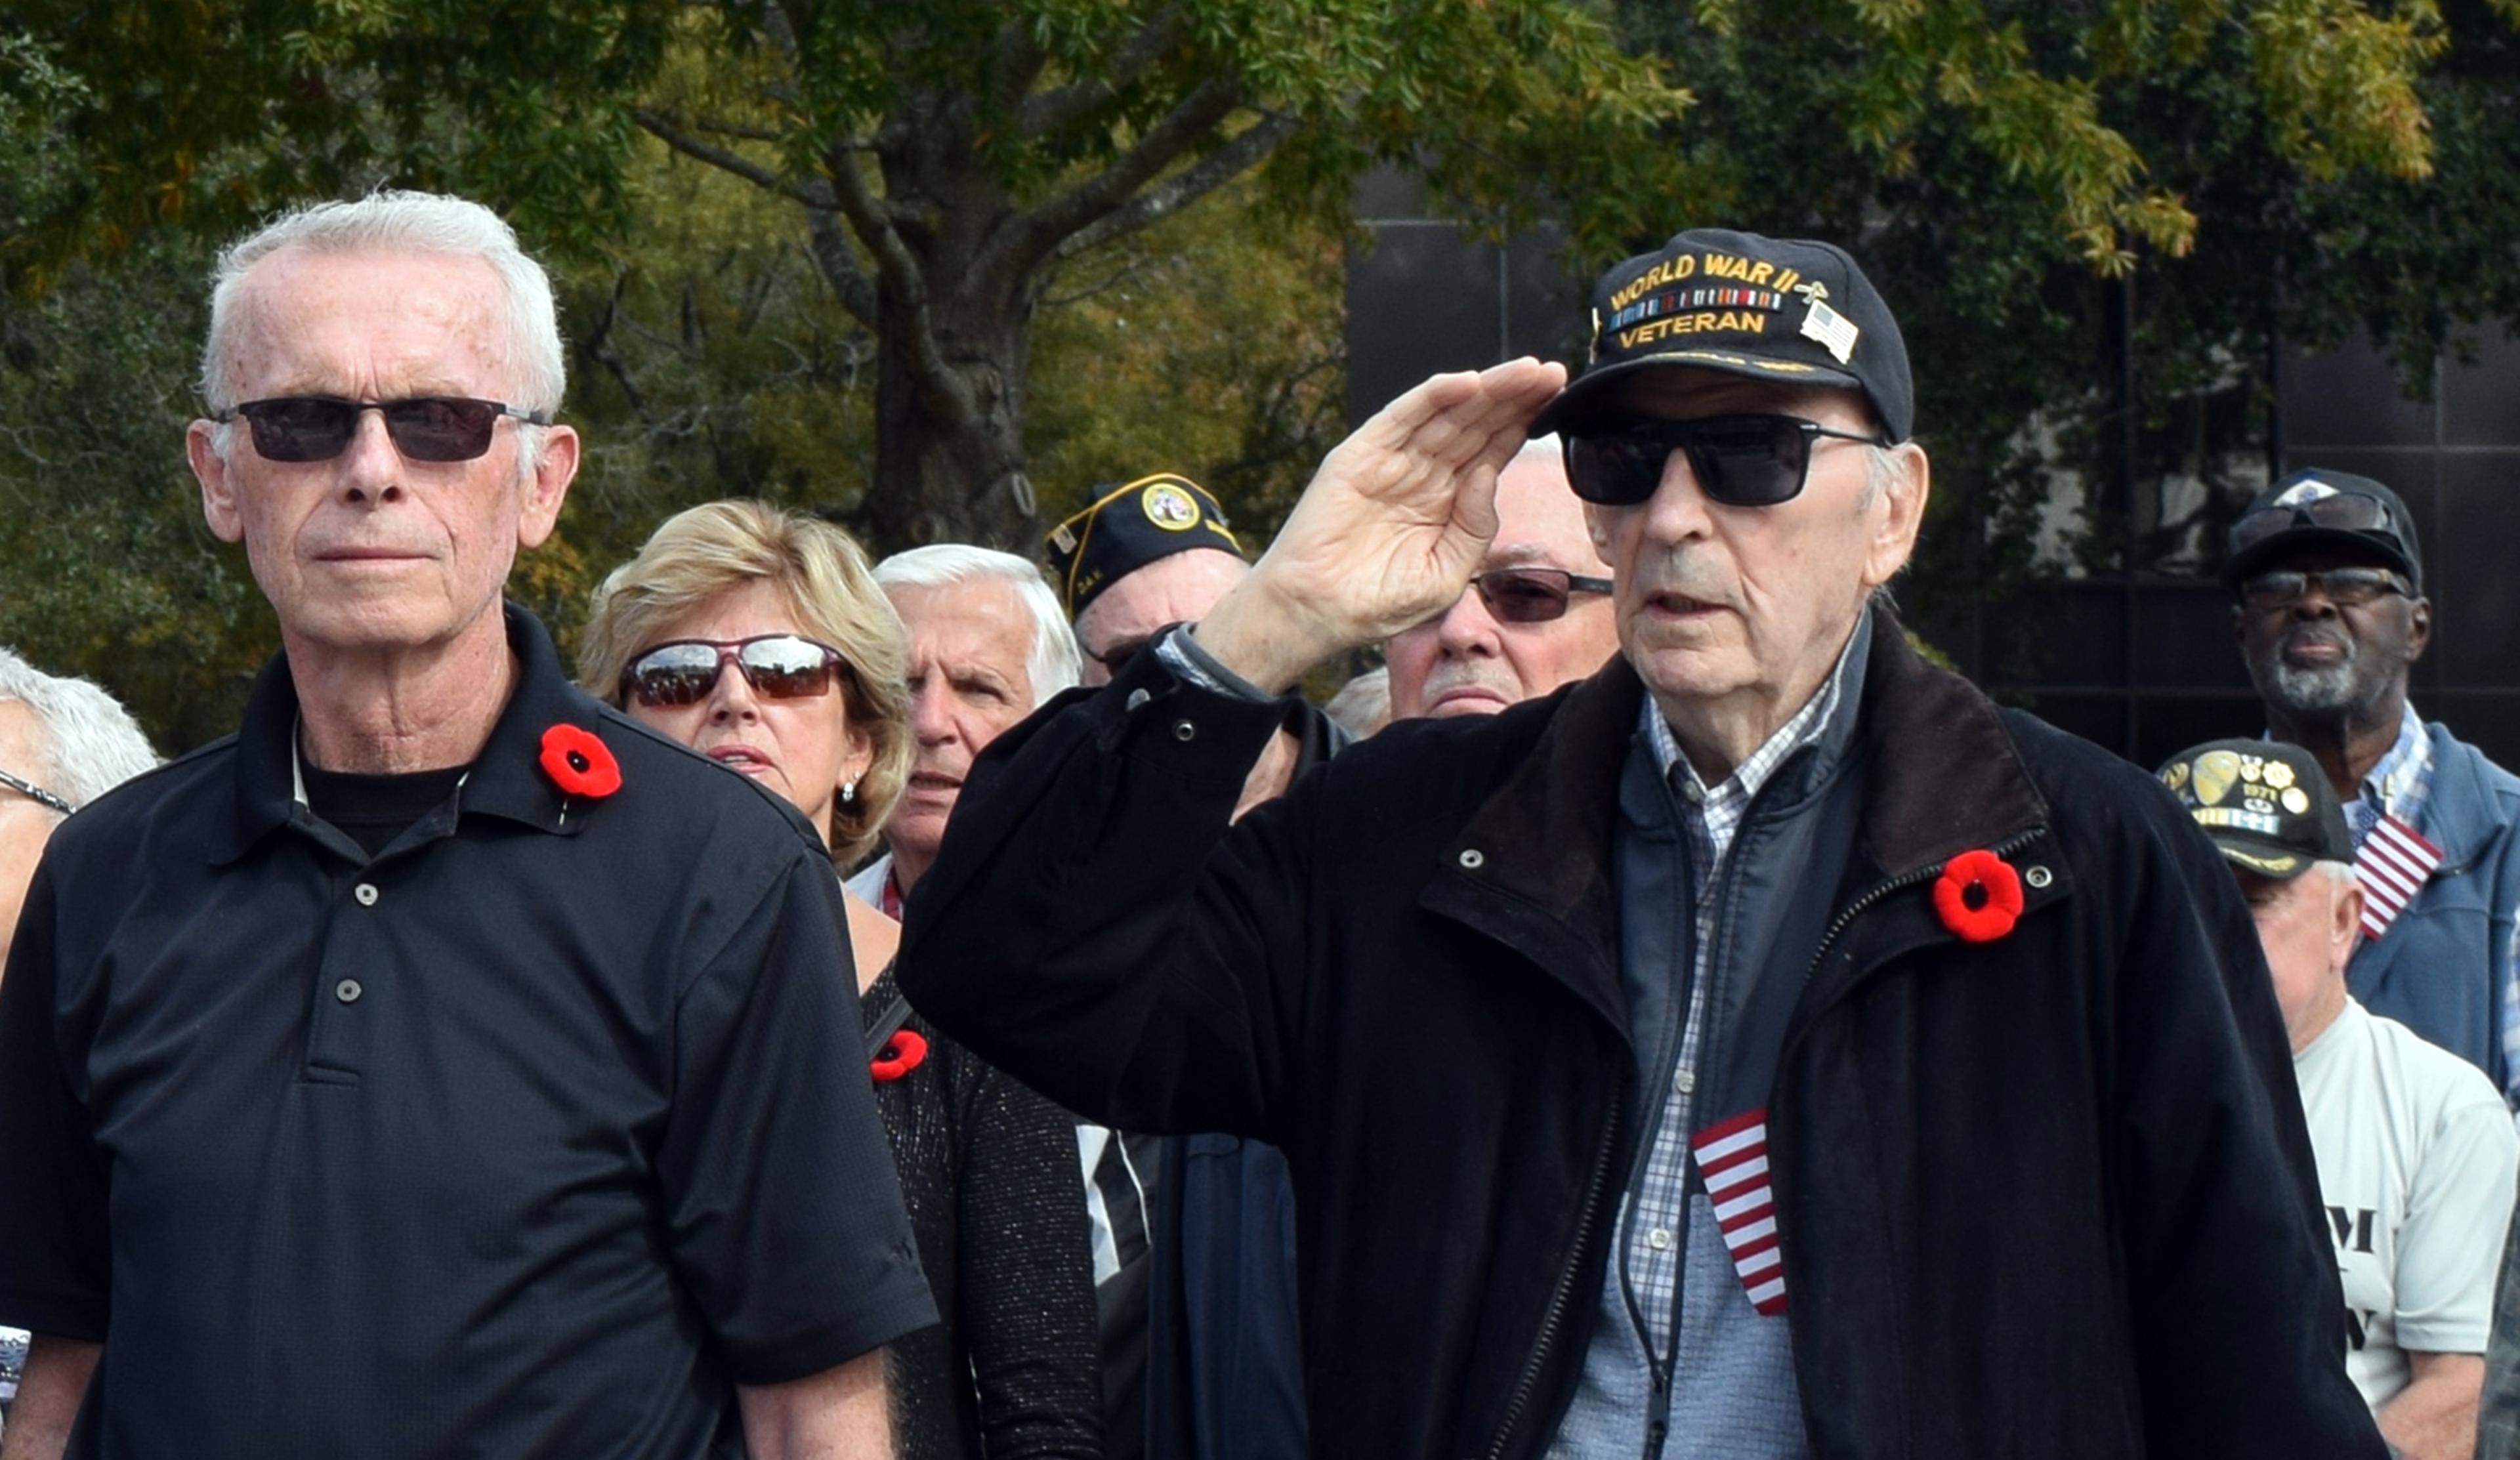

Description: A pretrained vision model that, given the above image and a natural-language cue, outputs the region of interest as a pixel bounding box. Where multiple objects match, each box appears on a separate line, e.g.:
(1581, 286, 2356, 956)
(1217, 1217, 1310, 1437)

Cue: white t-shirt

(2295, 997, 2520, 1409)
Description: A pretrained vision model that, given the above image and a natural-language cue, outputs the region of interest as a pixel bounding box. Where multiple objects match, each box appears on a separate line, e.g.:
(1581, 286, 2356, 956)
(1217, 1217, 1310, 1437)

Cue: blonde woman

(583, 501, 1101, 1460)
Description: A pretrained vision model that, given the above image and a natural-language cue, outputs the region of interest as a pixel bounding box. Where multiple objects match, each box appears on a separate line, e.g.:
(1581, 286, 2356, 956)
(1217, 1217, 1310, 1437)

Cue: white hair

(2313, 859, 2357, 888)
(873, 544, 1083, 707)
(1517, 433, 1561, 465)
(0, 649, 160, 814)
(198, 191, 565, 471)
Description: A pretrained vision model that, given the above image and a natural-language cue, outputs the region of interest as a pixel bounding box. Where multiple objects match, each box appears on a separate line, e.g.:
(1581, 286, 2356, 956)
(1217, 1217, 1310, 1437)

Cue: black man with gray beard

(2229, 468, 2520, 1102)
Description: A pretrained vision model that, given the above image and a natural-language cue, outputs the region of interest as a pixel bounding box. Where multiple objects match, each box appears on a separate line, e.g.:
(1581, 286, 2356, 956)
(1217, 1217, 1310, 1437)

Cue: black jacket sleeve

(0, 858, 112, 1341)
(2102, 778, 2385, 1457)
(897, 650, 1305, 1141)
(946, 1043, 1105, 1459)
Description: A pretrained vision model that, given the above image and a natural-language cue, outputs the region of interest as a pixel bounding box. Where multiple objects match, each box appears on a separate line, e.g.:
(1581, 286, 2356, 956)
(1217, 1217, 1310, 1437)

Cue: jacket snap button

(1173, 720, 1196, 741)
(335, 978, 363, 1004)
(1458, 848, 1484, 870)
(2025, 866, 2053, 890)
(1125, 688, 1151, 711)
(354, 882, 379, 906)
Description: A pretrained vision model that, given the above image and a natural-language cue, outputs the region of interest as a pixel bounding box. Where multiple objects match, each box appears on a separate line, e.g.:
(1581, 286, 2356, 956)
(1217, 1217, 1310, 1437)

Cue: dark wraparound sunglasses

(1468, 567, 1613, 623)
(621, 635, 852, 709)
(1563, 413, 1892, 508)
(0, 767, 74, 816)
(2239, 566, 2414, 611)
(214, 396, 553, 463)
(2228, 490, 2403, 558)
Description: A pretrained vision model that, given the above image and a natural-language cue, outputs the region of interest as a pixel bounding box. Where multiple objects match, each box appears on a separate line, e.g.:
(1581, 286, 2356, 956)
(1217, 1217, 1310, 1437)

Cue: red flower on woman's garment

(1932, 848, 2025, 943)
(538, 724, 622, 799)
(870, 1030, 929, 1083)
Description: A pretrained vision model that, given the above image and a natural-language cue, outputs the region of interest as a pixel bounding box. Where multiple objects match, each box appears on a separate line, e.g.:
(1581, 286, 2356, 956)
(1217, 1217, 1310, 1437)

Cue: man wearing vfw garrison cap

(2227, 467, 2520, 1104)
(2161, 738, 2517, 1458)
(1042, 474, 1316, 1460)
(904, 226, 2378, 1459)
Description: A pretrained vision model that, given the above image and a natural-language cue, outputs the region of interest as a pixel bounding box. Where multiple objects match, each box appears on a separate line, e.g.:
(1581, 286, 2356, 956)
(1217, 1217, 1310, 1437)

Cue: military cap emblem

(1143, 481, 1202, 532)
(2193, 750, 2242, 808)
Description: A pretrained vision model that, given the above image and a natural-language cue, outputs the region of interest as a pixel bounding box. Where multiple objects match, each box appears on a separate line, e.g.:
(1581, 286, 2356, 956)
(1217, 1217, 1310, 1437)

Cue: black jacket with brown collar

(899, 610, 2383, 1460)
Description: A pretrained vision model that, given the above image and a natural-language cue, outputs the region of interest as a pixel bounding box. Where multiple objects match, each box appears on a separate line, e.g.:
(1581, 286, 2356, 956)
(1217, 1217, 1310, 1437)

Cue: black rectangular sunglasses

(215, 396, 553, 463)
(1563, 413, 1891, 508)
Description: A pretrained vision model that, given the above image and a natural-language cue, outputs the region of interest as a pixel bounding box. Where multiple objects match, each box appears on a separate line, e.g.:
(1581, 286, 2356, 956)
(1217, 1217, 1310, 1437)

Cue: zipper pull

(1645, 1367, 1673, 1460)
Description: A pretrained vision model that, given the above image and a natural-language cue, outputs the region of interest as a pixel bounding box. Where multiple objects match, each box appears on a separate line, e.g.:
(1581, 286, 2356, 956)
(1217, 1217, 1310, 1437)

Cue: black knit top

(861, 968, 1104, 1460)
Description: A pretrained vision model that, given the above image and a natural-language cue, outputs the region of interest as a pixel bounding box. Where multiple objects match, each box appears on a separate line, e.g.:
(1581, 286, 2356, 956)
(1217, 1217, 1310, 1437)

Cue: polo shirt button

(1458, 848, 1484, 870)
(1125, 688, 1151, 711)
(335, 978, 364, 1004)
(1173, 720, 1196, 741)
(354, 883, 380, 907)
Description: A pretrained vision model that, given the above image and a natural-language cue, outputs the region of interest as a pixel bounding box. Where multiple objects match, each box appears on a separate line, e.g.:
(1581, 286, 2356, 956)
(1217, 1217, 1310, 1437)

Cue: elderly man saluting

(0, 194, 933, 1460)
(898, 228, 2377, 1459)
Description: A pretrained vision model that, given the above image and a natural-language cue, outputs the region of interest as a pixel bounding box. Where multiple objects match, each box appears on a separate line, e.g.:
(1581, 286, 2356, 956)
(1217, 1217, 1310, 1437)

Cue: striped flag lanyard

(2355, 731, 2441, 942)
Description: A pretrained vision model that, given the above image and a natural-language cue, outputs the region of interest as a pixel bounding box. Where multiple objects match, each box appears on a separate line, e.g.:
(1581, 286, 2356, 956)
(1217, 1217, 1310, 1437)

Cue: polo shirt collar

(215, 602, 608, 864)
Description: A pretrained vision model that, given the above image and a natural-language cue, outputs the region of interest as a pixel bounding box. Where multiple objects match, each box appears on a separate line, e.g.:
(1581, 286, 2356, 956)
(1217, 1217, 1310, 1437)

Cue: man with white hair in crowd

(846, 543, 1082, 913)
(0, 650, 156, 1442)
(0, 192, 931, 1460)
(0, 652, 159, 976)
(2160, 737, 2518, 1459)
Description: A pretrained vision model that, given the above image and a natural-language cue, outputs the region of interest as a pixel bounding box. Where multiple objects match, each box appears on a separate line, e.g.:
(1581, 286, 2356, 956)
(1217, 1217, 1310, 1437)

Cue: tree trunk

(859, 283, 1038, 552)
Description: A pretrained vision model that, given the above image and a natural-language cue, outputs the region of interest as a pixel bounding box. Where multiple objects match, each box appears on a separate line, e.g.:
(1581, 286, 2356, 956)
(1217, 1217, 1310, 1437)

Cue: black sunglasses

(1563, 413, 1891, 508)
(0, 766, 74, 816)
(215, 396, 553, 463)
(1467, 567, 1613, 624)
(621, 635, 851, 709)
(2238, 566, 2414, 611)
(2229, 491, 2401, 558)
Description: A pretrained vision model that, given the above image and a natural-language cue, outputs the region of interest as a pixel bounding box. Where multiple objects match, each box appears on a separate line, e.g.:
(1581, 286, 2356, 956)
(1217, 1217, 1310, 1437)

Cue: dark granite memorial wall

(1345, 177, 2520, 767)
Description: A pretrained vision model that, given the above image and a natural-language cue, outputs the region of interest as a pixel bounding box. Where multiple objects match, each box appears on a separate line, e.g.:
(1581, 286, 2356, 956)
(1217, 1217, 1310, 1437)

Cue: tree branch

(991, 18, 1050, 123)
(822, 140, 978, 431)
(1051, 108, 1301, 262)
(635, 108, 837, 213)
(1018, 7, 1188, 140)
(990, 75, 1245, 278)
(801, 211, 879, 329)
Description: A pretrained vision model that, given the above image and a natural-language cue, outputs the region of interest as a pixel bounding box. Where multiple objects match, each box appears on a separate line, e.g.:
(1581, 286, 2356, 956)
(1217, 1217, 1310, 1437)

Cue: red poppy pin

(870, 1029, 929, 1083)
(1932, 848, 2024, 943)
(539, 724, 622, 801)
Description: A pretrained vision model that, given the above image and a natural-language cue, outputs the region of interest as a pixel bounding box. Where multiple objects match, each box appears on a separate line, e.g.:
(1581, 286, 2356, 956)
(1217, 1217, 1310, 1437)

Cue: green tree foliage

(1618, 0, 2520, 684)
(5, 0, 2516, 747)
(627, 0, 1688, 547)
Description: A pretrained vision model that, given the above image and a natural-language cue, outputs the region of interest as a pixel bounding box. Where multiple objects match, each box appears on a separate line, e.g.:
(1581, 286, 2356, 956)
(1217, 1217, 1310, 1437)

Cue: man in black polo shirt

(0, 192, 933, 1459)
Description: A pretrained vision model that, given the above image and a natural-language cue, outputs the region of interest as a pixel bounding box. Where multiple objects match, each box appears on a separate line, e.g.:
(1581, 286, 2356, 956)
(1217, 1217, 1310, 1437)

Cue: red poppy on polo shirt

(1932, 848, 2023, 943)
(539, 724, 623, 800)
(870, 1030, 929, 1083)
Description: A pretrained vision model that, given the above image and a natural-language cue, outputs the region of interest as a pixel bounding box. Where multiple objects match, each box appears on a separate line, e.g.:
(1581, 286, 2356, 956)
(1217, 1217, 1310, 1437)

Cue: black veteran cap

(2156, 738, 2351, 881)
(1045, 472, 1246, 618)
(2224, 469, 2423, 592)
(1531, 227, 1914, 442)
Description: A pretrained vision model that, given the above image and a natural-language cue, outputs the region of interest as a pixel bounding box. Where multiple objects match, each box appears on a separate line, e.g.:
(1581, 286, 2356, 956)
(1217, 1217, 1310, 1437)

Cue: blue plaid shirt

(2344, 701, 2433, 851)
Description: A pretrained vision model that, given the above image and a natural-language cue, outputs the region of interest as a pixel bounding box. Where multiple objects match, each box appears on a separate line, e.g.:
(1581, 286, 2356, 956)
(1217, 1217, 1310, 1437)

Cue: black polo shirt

(0, 605, 934, 1459)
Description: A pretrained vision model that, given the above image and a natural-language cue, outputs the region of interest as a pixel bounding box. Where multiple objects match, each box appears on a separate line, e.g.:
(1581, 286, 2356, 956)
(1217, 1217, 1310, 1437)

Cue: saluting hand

(1194, 358, 1567, 692)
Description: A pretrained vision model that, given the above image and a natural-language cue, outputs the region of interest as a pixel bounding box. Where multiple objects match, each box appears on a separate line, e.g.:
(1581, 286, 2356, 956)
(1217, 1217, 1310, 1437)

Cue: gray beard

(2265, 658, 2364, 716)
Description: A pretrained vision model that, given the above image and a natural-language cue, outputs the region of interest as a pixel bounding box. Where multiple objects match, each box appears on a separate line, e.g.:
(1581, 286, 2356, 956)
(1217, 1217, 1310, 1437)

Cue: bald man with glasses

(1383, 437, 1620, 722)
